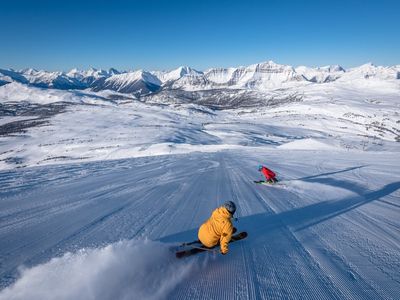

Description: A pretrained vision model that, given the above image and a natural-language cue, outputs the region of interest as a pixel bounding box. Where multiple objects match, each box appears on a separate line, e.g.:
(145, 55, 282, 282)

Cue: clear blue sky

(2, 0, 399, 71)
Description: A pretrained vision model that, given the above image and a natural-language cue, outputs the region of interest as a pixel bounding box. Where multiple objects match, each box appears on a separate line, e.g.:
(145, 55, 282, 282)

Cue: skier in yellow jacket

(198, 201, 236, 255)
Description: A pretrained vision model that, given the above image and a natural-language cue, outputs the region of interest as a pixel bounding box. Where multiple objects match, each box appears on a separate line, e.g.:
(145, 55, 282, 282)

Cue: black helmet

(223, 201, 236, 215)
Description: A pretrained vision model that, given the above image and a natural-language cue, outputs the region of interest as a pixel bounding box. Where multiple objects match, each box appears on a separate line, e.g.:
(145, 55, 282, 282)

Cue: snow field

(1, 80, 399, 170)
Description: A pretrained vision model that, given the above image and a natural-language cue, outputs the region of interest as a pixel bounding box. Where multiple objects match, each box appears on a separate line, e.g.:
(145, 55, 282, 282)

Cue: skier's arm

(220, 222, 233, 255)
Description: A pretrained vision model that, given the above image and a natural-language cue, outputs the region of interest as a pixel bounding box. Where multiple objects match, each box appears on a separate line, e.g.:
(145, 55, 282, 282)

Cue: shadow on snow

(160, 181, 400, 244)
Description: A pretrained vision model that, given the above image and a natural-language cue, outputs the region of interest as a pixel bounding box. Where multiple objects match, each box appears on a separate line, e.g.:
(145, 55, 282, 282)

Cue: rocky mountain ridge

(1, 61, 399, 96)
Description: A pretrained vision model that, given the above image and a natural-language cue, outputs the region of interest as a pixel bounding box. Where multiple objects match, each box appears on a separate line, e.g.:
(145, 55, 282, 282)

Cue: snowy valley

(0, 61, 399, 299)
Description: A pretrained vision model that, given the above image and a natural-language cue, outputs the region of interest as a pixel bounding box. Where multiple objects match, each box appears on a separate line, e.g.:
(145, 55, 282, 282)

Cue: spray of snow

(0, 239, 195, 300)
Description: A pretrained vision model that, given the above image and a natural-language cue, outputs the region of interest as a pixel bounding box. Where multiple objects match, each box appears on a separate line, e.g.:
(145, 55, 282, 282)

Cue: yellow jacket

(198, 207, 233, 254)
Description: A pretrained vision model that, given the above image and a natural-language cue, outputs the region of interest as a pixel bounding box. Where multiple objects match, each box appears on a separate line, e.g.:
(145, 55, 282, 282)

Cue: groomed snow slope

(0, 149, 399, 299)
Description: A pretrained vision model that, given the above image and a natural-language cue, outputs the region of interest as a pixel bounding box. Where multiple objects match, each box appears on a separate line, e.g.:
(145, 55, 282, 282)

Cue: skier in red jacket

(258, 165, 278, 183)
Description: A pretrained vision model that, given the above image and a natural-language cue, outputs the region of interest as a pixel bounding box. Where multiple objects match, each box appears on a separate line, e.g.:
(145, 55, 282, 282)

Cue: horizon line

(2, 60, 399, 73)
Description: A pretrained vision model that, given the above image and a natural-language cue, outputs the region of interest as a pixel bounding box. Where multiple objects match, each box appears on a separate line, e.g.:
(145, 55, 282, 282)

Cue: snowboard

(253, 180, 287, 188)
(175, 231, 248, 259)
(254, 180, 276, 185)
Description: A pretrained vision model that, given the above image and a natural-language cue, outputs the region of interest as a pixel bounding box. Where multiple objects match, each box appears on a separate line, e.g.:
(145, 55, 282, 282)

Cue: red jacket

(261, 166, 276, 180)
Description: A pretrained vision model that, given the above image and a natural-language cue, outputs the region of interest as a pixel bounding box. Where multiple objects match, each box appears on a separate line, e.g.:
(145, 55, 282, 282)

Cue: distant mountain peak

(108, 68, 120, 75)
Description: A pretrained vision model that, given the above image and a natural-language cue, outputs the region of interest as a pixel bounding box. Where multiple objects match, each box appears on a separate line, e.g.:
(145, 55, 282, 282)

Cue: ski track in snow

(0, 150, 400, 299)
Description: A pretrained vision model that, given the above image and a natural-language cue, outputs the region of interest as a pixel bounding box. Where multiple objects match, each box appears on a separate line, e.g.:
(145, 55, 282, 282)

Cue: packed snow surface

(0, 150, 399, 299)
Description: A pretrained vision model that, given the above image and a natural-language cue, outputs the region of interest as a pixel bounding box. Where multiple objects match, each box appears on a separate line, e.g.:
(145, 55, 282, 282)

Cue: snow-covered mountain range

(1, 61, 399, 96)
